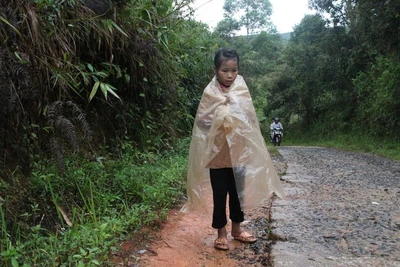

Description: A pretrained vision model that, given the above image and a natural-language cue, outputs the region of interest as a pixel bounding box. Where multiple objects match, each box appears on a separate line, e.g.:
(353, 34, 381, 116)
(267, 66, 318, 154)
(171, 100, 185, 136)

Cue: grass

(282, 132, 400, 161)
(1, 131, 398, 266)
(0, 138, 189, 266)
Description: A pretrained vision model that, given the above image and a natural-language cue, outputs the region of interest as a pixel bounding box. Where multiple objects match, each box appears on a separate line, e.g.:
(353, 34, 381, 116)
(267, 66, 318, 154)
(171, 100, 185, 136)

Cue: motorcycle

(271, 127, 283, 146)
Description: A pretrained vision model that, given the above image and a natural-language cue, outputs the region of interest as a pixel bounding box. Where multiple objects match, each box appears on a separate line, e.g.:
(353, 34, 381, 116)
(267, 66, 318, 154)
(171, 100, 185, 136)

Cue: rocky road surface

(119, 146, 400, 266)
(272, 146, 400, 267)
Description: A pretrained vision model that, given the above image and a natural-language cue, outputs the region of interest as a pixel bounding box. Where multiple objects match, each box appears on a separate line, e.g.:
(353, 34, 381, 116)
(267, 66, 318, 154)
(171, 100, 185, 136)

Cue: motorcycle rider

(270, 118, 283, 141)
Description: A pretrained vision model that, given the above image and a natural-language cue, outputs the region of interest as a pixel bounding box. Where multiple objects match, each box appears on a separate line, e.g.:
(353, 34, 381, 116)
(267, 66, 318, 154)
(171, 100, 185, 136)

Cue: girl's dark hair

(214, 48, 239, 70)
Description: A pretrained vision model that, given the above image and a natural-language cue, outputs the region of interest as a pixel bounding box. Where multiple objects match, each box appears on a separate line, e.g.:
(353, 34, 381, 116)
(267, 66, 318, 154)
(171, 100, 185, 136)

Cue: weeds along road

(116, 146, 400, 267)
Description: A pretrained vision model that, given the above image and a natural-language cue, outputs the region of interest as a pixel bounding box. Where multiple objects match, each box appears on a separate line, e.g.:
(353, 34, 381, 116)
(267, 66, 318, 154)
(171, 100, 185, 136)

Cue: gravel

(271, 146, 400, 267)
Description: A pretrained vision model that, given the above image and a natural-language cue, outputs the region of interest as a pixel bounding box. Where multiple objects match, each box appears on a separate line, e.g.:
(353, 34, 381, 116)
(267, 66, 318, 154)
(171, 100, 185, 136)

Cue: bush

(0, 139, 189, 266)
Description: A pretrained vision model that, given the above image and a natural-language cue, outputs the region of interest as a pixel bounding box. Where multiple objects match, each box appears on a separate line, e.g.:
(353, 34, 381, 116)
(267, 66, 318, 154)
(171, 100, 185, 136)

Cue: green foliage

(222, 0, 274, 35)
(286, 130, 400, 162)
(308, 0, 348, 26)
(353, 56, 400, 139)
(349, 0, 400, 57)
(0, 0, 214, 176)
(267, 15, 356, 129)
(0, 140, 188, 266)
(268, 2, 399, 143)
(310, 0, 400, 57)
(2, 0, 400, 265)
(215, 17, 241, 39)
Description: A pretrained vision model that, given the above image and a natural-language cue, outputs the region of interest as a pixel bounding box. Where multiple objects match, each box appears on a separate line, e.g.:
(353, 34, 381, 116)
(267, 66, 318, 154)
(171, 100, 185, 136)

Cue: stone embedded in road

(271, 147, 400, 267)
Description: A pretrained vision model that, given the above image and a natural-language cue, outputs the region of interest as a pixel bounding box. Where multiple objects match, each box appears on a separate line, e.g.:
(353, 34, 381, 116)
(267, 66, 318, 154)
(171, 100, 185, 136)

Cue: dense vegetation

(0, 0, 399, 265)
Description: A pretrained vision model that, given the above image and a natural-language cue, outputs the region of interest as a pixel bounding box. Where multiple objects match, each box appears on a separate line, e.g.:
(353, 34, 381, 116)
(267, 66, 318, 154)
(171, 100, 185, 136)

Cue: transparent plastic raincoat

(180, 75, 285, 212)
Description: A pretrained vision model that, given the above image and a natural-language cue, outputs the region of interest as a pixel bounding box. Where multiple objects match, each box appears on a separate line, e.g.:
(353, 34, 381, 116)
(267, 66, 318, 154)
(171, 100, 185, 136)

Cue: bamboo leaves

(83, 63, 123, 102)
(89, 82, 100, 101)
(102, 19, 129, 37)
(89, 82, 120, 102)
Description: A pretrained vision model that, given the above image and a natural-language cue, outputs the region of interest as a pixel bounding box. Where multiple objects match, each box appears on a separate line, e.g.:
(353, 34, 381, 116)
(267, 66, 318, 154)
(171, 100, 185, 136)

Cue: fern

(47, 101, 93, 172)
(49, 137, 65, 173)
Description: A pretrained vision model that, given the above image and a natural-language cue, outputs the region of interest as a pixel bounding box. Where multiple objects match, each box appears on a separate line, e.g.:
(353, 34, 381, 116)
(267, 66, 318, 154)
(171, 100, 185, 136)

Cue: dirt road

(271, 146, 400, 266)
(113, 146, 400, 267)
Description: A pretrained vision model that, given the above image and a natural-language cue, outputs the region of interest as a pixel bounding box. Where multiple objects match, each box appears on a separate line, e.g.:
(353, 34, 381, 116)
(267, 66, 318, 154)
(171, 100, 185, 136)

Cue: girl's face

(215, 59, 238, 88)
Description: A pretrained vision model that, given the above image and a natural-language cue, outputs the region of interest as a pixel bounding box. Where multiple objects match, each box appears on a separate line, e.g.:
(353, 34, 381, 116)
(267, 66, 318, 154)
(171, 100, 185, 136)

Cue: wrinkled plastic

(180, 75, 285, 213)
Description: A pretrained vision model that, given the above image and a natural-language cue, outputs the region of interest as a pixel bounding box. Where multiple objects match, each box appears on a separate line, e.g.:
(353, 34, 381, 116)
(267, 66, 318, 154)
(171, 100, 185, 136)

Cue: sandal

(232, 232, 257, 243)
(214, 238, 229, 250)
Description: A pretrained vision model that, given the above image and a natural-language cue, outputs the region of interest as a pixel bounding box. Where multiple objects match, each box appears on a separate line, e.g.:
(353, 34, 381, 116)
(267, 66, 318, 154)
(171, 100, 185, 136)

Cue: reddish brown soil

(112, 155, 285, 267)
(112, 183, 274, 267)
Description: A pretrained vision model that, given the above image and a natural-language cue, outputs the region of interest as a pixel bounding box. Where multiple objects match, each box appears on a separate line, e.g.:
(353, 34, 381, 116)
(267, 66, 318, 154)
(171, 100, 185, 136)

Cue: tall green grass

(282, 130, 400, 161)
(0, 138, 189, 266)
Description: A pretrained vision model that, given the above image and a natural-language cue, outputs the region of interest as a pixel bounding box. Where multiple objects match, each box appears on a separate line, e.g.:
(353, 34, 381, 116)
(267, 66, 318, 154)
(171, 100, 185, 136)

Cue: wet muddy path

(112, 153, 286, 267)
(113, 146, 400, 267)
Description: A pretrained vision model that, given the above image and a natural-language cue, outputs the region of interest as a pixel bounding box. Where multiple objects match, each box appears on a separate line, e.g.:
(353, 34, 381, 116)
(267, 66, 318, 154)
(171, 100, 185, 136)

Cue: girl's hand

(224, 95, 231, 105)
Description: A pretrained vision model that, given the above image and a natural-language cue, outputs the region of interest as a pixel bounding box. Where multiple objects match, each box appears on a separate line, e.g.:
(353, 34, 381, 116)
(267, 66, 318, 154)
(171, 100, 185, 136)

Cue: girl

(181, 48, 284, 251)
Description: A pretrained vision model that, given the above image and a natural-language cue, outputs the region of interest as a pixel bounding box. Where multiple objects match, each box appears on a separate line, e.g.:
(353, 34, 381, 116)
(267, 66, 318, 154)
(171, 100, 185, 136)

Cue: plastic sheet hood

(181, 75, 285, 212)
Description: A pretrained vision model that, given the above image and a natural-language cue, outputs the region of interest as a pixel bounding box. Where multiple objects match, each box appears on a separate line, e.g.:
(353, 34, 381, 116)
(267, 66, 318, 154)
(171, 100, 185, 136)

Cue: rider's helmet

(274, 118, 279, 123)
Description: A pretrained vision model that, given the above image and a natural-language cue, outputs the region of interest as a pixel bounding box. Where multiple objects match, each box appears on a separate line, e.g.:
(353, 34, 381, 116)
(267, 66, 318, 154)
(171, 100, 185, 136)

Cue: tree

(267, 14, 355, 130)
(353, 56, 400, 139)
(223, 0, 274, 36)
(348, 0, 400, 57)
(308, 0, 352, 26)
(214, 17, 241, 40)
(309, 0, 400, 57)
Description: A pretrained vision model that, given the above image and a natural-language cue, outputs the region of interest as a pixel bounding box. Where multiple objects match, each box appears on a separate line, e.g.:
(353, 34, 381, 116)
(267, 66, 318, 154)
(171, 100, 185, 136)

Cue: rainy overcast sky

(193, 0, 316, 33)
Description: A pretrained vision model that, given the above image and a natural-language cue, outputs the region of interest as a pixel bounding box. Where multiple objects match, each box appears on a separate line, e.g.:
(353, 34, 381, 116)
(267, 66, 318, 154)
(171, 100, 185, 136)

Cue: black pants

(210, 168, 244, 229)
